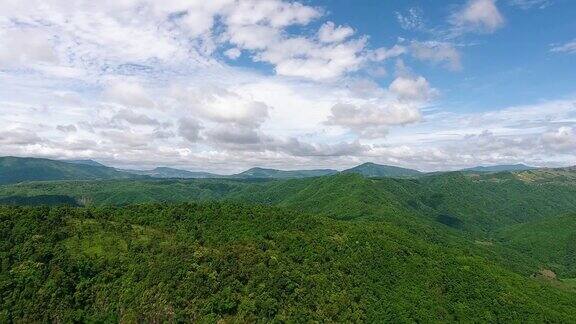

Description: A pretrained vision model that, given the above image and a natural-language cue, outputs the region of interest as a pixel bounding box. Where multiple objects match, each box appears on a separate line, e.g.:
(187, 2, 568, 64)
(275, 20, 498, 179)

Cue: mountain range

(461, 163, 535, 173)
(0, 156, 556, 185)
(1, 155, 576, 321)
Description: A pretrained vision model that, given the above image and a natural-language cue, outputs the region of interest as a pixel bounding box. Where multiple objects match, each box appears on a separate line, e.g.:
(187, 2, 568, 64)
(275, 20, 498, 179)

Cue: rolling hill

(462, 164, 535, 173)
(123, 166, 220, 179)
(62, 159, 107, 167)
(2, 161, 576, 321)
(497, 214, 576, 277)
(232, 167, 338, 179)
(342, 162, 422, 178)
(0, 156, 142, 185)
(2, 202, 576, 322)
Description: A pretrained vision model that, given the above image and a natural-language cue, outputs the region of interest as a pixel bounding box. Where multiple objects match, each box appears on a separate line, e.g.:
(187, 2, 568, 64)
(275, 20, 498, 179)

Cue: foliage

(0, 157, 140, 185)
(1, 203, 576, 322)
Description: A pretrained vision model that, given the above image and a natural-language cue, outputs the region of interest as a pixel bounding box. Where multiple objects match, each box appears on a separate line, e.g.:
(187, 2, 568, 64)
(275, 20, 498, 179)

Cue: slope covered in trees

(497, 214, 576, 277)
(0, 157, 142, 185)
(2, 203, 576, 322)
(342, 162, 422, 178)
(2, 171, 576, 234)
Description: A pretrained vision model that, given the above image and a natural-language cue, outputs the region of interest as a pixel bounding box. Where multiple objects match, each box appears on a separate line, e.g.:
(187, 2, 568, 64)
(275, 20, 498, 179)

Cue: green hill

(0, 156, 142, 185)
(462, 164, 535, 173)
(124, 166, 220, 179)
(233, 167, 337, 179)
(2, 171, 576, 235)
(2, 166, 576, 321)
(62, 159, 107, 167)
(1, 203, 575, 322)
(497, 214, 576, 277)
(342, 162, 422, 178)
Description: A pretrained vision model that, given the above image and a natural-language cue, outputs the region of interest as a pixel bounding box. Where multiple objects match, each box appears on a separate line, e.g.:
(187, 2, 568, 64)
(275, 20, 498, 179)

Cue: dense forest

(2, 203, 576, 322)
(1, 167, 576, 321)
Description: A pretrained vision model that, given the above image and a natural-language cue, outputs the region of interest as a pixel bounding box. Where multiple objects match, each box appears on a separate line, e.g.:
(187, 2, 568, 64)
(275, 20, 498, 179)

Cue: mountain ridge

(342, 162, 423, 178)
(462, 163, 536, 173)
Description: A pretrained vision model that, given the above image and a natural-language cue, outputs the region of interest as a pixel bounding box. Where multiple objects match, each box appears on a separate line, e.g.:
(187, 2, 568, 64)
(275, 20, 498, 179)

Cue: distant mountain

(462, 164, 535, 173)
(125, 167, 220, 179)
(62, 159, 106, 167)
(0, 156, 142, 185)
(342, 162, 422, 178)
(233, 167, 338, 179)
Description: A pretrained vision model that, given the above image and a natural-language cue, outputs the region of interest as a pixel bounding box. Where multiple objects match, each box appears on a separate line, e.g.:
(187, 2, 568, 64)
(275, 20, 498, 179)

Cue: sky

(0, 0, 575, 173)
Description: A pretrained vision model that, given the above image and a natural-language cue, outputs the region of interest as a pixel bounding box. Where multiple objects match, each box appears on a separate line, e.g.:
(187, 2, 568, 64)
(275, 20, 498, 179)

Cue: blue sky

(0, 0, 575, 172)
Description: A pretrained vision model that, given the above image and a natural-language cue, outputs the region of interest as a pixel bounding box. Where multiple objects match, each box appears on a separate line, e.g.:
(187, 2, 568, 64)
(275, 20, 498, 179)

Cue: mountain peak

(343, 162, 422, 178)
(63, 159, 106, 167)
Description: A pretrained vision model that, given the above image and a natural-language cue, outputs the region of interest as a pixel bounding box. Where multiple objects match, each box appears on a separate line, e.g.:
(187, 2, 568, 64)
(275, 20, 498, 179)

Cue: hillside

(0, 156, 142, 185)
(2, 203, 576, 322)
(497, 214, 576, 277)
(62, 159, 107, 167)
(462, 164, 535, 173)
(232, 167, 338, 179)
(124, 167, 220, 179)
(342, 162, 422, 178)
(3, 171, 576, 235)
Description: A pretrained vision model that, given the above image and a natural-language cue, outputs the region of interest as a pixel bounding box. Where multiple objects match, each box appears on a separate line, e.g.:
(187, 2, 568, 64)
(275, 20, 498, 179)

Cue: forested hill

(4, 170, 575, 234)
(0, 156, 142, 184)
(1, 167, 576, 321)
(2, 203, 576, 322)
(342, 162, 422, 177)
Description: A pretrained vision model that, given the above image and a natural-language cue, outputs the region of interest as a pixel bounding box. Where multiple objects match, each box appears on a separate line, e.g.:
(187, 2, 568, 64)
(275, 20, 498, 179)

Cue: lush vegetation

(342, 162, 422, 177)
(497, 213, 576, 277)
(1, 163, 576, 321)
(0, 157, 141, 185)
(2, 203, 576, 322)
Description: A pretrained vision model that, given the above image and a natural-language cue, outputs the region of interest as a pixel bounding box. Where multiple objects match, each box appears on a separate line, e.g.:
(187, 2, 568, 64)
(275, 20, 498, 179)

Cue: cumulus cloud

(389, 75, 437, 102)
(178, 118, 203, 143)
(0, 0, 572, 172)
(541, 127, 576, 152)
(409, 41, 462, 71)
(451, 0, 505, 34)
(224, 48, 242, 59)
(112, 109, 162, 126)
(0, 28, 58, 68)
(207, 125, 262, 145)
(325, 101, 421, 140)
(0, 129, 42, 145)
(104, 80, 156, 108)
(318, 21, 354, 43)
(369, 45, 407, 62)
(171, 86, 270, 127)
(56, 125, 78, 133)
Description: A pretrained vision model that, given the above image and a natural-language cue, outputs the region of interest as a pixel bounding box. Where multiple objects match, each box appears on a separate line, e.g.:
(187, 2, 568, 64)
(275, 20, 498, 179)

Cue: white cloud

(56, 125, 78, 133)
(551, 39, 576, 54)
(178, 118, 203, 143)
(0, 0, 573, 172)
(326, 102, 421, 129)
(389, 75, 437, 102)
(318, 21, 355, 43)
(395, 7, 424, 31)
(451, 0, 505, 34)
(0, 129, 42, 145)
(409, 41, 462, 71)
(0, 28, 58, 68)
(508, 0, 551, 10)
(542, 127, 576, 152)
(369, 45, 407, 62)
(103, 80, 156, 109)
(224, 48, 242, 59)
